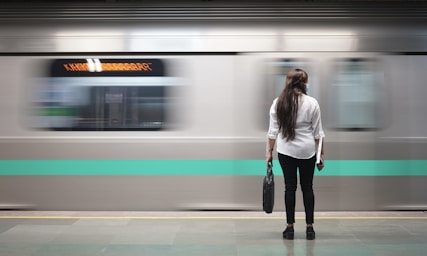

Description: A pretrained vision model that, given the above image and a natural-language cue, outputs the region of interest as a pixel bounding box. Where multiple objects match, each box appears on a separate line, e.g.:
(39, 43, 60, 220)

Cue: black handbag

(262, 162, 275, 214)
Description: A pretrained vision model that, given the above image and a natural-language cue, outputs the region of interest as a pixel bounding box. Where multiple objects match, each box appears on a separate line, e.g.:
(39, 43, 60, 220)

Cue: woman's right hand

(266, 152, 273, 166)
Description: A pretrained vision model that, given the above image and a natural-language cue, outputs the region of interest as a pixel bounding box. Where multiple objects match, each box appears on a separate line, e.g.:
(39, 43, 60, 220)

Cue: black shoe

(306, 226, 315, 240)
(283, 226, 294, 240)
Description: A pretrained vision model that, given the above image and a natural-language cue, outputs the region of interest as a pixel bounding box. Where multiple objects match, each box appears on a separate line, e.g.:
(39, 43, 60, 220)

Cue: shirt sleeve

(312, 100, 325, 139)
(267, 98, 279, 139)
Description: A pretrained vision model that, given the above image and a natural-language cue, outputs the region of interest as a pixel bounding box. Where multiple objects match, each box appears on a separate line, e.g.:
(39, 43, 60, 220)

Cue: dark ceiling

(2, 0, 426, 2)
(2, 0, 426, 11)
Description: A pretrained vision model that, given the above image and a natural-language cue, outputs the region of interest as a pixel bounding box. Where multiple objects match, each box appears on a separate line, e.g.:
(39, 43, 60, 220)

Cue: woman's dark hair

(276, 68, 308, 141)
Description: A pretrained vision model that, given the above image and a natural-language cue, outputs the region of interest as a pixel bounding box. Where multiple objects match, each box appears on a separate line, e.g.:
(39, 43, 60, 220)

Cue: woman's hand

(317, 154, 324, 171)
(266, 152, 273, 166)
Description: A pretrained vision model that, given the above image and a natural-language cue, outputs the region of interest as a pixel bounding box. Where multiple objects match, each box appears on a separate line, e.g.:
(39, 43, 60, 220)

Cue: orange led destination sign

(51, 58, 165, 77)
(63, 62, 153, 72)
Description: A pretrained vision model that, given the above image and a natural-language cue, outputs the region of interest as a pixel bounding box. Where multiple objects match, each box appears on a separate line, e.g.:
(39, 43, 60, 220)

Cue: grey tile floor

(0, 211, 426, 256)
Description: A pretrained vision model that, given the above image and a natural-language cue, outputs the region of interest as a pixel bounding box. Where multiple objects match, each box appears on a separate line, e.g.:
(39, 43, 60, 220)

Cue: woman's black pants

(278, 153, 316, 225)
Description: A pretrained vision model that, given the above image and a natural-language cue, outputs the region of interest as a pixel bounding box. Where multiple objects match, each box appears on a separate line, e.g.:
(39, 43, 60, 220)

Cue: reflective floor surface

(0, 211, 426, 256)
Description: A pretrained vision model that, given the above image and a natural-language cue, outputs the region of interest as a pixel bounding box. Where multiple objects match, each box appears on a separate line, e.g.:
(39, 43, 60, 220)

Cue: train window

(31, 58, 181, 131)
(328, 58, 385, 130)
(261, 59, 309, 129)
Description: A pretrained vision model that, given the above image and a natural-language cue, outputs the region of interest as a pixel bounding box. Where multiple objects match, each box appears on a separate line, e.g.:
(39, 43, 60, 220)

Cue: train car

(0, 0, 427, 211)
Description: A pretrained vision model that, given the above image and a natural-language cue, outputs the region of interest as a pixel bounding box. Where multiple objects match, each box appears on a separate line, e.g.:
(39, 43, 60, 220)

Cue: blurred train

(1, 0, 427, 211)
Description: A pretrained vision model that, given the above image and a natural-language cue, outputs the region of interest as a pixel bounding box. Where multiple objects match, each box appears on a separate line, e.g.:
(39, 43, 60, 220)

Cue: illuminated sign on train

(50, 58, 165, 77)
(63, 61, 153, 72)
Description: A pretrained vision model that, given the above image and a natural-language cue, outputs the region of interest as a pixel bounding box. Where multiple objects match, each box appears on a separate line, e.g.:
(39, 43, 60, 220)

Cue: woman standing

(266, 68, 325, 240)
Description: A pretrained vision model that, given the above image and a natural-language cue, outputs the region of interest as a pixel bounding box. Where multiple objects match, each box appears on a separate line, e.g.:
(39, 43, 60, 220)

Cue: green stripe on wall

(0, 160, 426, 176)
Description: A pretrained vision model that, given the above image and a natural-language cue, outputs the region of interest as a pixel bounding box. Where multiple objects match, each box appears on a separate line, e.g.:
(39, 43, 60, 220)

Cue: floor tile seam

(1, 216, 427, 221)
(1, 211, 427, 220)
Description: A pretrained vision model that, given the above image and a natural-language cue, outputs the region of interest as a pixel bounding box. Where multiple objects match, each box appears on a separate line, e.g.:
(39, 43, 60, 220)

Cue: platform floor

(0, 211, 426, 256)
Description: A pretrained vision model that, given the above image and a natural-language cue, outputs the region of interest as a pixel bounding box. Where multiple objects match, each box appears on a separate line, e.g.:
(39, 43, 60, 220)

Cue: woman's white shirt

(267, 94, 325, 159)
